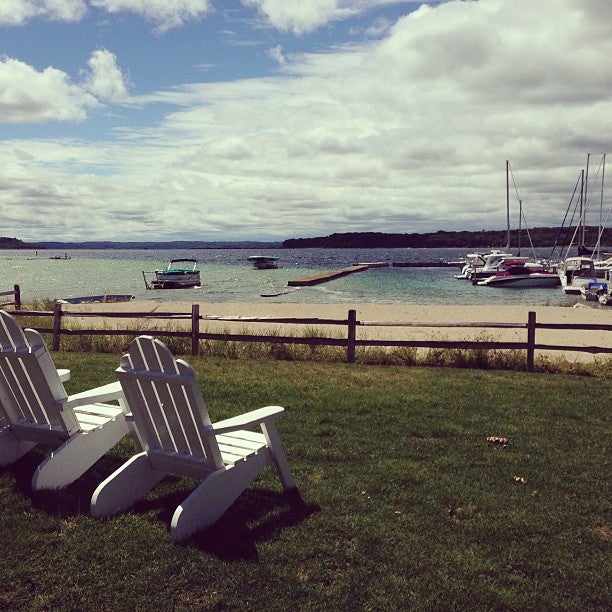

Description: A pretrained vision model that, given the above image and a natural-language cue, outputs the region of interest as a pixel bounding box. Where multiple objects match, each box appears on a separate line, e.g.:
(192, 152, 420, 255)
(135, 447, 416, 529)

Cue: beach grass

(13, 307, 612, 377)
(1, 353, 610, 610)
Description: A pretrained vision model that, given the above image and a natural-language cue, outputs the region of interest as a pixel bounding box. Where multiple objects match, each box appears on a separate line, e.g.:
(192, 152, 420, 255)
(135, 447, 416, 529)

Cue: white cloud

(268, 45, 286, 65)
(90, 0, 212, 33)
(0, 0, 87, 25)
(0, 57, 99, 123)
(84, 49, 129, 102)
(0, 49, 131, 124)
(243, 0, 343, 34)
(242, 0, 421, 35)
(2, 0, 612, 242)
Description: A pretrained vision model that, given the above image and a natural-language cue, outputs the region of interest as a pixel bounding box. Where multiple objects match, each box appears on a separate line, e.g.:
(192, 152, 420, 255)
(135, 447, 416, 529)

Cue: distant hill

(3, 228, 611, 250)
(35, 240, 283, 250)
(0, 237, 43, 250)
(283, 227, 612, 249)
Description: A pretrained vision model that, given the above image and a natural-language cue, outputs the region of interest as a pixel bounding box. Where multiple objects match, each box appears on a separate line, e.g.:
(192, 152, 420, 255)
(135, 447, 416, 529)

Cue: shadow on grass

(133, 484, 320, 560)
(4, 452, 320, 562)
(5, 448, 133, 517)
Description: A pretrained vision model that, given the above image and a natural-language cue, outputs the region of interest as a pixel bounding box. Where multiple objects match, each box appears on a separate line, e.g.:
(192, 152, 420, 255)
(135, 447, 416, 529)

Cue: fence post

(347, 309, 357, 363)
(191, 303, 200, 356)
(13, 284, 21, 309)
(526, 310, 536, 372)
(52, 302, 62, 351)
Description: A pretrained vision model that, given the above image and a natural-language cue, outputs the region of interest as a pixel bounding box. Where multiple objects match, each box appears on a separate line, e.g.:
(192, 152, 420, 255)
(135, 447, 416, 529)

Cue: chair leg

(91, 452, 165, 518)
(32, 415, 129, 490)
(171, 453, 268, 542)
(0, 427, 37, 466)
(260, 421, 297, 491)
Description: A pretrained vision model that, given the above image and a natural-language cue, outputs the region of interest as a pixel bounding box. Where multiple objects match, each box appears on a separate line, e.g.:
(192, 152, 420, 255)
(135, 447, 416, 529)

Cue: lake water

(1, 247, 587, 307)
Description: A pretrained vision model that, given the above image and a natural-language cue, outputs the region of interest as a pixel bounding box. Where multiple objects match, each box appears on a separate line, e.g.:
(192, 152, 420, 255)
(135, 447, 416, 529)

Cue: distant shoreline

(4, 225, 610, 251)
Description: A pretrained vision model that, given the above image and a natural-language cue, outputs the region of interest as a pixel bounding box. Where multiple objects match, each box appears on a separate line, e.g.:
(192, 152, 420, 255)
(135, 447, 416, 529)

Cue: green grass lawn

(1, 353, 610, 610)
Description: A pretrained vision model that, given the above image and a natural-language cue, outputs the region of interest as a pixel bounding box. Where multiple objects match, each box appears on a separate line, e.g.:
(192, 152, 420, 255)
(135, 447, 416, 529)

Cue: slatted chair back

(0, 310, 77, 437)
(116, 336, 224, 472)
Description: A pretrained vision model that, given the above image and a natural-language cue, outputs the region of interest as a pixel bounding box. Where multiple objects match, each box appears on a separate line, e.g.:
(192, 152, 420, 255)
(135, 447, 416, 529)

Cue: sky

(1, 0, 611, 243)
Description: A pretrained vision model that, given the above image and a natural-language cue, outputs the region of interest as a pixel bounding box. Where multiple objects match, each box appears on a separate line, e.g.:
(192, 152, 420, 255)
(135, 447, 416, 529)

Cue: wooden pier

(288, 265, 372, 286)
(392, 261, 462, 267)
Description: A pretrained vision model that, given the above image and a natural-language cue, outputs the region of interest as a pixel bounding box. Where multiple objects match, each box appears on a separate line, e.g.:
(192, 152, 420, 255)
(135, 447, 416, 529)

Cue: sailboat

(463, 161, 549, 286)
(556, 154, 605, 294)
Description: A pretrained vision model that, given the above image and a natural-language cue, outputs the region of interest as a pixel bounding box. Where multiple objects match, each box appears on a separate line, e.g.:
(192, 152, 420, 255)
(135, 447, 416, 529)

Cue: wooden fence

(8, 301, 612, 372)
(0, 285, 21, 310)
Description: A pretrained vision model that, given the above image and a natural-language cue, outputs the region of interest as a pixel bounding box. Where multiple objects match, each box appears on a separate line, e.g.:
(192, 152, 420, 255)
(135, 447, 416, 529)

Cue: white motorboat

(454, 250, 516, 281)
(557, 256, 598, 294)
(477, 262, 561, 288)
(594, 256, 612, 280)
(144, 259, 201, 289)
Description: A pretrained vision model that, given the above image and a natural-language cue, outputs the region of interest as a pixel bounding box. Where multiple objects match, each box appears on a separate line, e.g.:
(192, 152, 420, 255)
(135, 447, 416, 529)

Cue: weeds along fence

(7, 302, 612, 372)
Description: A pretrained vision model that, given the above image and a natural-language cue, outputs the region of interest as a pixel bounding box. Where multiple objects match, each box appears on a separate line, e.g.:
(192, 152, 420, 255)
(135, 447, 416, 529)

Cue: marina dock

(288, 265, 372, 286)
(392, 261, 463, 267)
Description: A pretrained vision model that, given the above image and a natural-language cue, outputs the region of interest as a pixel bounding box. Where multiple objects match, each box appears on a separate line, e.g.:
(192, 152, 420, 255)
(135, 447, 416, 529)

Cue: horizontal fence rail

(0, 285, 21, 310)
(7, 302, 612, 371)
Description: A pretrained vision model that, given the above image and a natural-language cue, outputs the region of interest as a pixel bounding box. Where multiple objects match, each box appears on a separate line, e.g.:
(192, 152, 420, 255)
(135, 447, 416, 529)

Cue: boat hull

(248, 256, 279, 270)
(57, 294, 134, 304)
(152, 272, 200, 289)
(478, 275, 561, 288)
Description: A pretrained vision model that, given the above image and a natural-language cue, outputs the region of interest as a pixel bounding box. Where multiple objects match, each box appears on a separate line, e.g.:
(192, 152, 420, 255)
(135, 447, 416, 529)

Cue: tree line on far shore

(282, 227, 612, 249)
(2, 226, 611, 250)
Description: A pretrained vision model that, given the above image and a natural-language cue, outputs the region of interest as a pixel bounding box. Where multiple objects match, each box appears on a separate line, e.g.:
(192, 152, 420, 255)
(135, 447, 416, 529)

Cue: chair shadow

(4, 449, 129, 518)
(133, 485, 321, 561)
(5, 453, 320, 562)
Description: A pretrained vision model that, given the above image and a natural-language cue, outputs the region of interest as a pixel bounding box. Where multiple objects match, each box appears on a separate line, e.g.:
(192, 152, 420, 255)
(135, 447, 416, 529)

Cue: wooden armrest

(57, 368, 71, 382)
(211, 405, 284, 434)
(63, 381, 125, 410)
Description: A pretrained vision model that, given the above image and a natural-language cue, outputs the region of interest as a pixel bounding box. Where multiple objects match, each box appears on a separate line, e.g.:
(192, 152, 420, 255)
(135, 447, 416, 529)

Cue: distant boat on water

(248, 255, 280, 269)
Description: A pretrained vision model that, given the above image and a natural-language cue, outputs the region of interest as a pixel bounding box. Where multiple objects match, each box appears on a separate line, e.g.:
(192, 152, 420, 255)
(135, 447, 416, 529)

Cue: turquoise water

(1, 247, 583, 307)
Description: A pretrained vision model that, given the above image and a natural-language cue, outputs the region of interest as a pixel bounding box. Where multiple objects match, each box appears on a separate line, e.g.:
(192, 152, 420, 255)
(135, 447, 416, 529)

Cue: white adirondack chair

(91, 335, 298, 542)
(0, 310, 129, 490)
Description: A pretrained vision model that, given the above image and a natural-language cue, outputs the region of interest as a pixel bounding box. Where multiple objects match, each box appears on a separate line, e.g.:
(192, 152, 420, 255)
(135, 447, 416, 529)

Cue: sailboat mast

(582, 153, 590, 247)
(579, 169, 585, 247)
(599, 153, 606, 259)
(517, 199, 522, 256)
(506, 160, 510, 251)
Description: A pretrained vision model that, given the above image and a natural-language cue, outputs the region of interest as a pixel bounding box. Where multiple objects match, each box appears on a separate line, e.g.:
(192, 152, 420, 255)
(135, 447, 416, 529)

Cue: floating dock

(288, 265, 372, 286)
(392, 261, 462, 267)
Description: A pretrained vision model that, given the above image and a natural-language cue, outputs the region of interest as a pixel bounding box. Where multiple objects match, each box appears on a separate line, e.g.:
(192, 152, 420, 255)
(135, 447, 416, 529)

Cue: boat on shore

(143, 259, 201, 289)
(57, 294, 134, 304)
(247, 255, 280, 269)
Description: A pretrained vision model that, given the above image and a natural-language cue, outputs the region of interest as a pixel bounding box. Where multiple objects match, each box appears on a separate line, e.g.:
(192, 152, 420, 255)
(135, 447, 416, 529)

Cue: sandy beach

(61, 300, 612, 363)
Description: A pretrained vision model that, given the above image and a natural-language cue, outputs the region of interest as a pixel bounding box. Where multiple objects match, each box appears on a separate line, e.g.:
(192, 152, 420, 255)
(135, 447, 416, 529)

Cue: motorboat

(594, 257, 612, 280)
(144, 259, 201, 289)
(598, 291, 612, 306)
(248, 255, 280, 269)
(455, 250, 516, 281)
(477, 262, 561, 288)
(557, 256, 598, 294)
(580, 281, 608, 301)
